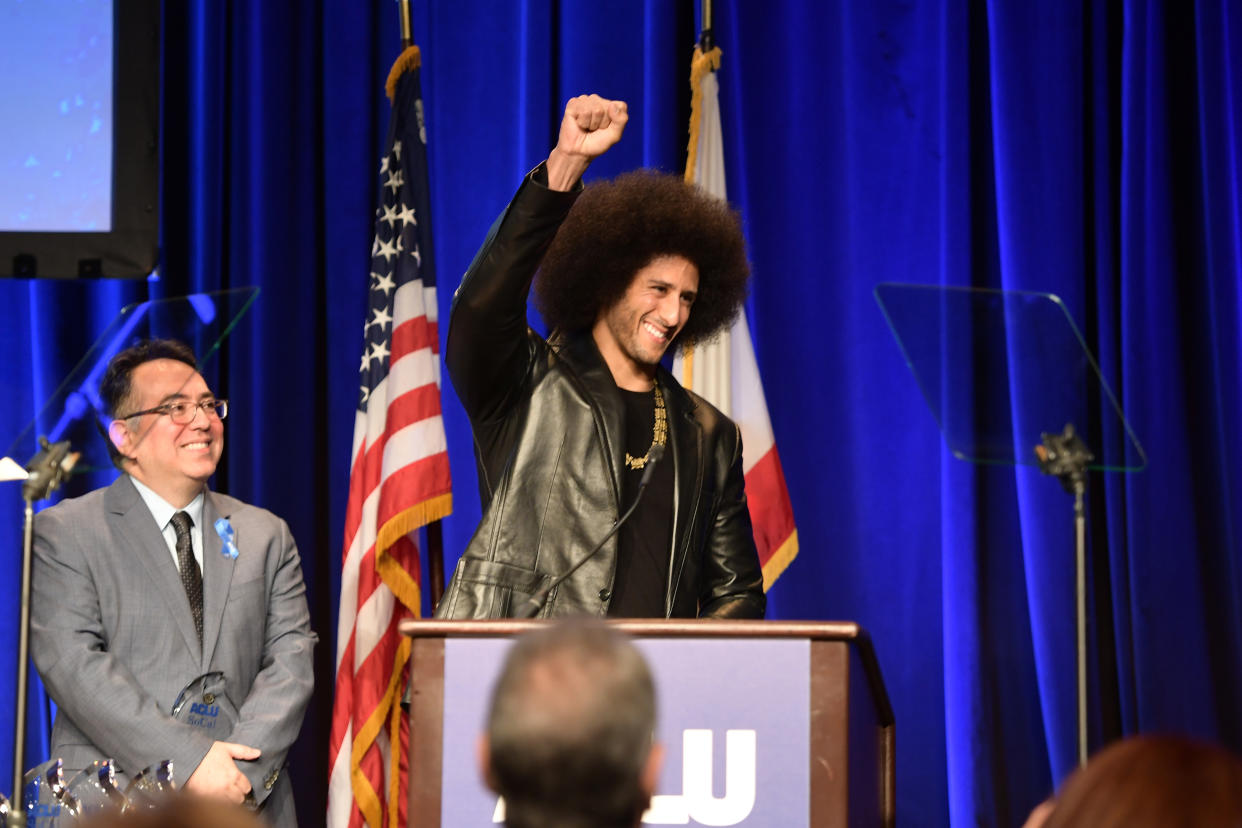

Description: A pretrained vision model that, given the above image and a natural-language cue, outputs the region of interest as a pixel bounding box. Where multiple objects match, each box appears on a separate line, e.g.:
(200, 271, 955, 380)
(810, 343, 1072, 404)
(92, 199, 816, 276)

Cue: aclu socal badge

(170, 672, 239, 737)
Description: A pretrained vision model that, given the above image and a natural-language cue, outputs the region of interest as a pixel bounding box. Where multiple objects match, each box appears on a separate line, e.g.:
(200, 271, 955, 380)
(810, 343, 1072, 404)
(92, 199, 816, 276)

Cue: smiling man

(436, 94, 764, 619)
(30, 339, 315, 826)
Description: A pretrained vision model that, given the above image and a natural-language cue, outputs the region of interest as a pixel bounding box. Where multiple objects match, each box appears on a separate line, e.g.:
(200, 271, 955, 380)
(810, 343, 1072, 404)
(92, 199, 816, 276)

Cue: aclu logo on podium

(645, 729, 757, 825)
(492, 729, 757, 826)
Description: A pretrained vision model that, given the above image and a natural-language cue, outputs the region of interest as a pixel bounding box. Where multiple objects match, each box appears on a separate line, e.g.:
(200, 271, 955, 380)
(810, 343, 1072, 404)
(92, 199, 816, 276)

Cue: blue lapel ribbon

(214, 518, 239, 559)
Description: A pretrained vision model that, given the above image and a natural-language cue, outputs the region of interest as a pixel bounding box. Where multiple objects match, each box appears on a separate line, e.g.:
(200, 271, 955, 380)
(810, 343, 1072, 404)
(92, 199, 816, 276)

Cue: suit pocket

(437, 557, 547, 619)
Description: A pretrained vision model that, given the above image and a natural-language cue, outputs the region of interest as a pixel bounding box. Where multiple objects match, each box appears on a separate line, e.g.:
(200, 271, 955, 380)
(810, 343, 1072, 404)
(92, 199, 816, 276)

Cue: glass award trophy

(122, 760, 176, 812)
(171, 672, 240, 739)
(23, 758, 69, 827)
(62, 760, 126, 821)
(875, 283, 1146, 767)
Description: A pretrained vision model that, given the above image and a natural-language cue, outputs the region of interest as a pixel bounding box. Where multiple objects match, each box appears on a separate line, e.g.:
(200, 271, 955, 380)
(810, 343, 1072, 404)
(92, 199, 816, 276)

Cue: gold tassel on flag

(385, 46, 421, 103)
(685, 46, 722, 185)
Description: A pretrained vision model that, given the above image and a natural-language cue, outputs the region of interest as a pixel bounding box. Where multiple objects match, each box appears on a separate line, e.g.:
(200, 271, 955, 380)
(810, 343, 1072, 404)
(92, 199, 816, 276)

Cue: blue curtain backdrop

(1, 1, 1240, 825)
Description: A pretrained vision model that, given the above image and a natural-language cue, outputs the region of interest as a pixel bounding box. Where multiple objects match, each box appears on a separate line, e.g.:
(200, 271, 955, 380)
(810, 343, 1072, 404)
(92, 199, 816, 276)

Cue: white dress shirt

(129, 476, 205, 572)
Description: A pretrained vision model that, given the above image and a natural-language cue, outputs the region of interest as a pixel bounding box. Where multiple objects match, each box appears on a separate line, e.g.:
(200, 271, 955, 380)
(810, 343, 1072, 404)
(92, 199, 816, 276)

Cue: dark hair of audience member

(486, 620, 657, 828)
(77, 793, 265, 828)
(1040, 734, 1242, 828)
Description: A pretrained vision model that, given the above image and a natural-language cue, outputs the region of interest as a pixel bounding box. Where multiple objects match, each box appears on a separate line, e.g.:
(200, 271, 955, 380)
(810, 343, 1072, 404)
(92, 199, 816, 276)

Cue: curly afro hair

(534, 170, 750, 346)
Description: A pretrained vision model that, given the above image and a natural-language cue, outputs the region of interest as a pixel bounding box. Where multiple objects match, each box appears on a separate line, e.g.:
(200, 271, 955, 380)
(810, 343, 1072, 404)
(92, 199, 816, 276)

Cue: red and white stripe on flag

(328, 46, 452, 828)
(673, 46, 798, 588)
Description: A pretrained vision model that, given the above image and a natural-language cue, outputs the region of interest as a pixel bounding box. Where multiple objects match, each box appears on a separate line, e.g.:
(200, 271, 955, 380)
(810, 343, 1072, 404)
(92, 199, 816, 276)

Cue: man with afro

(436, 94, 764, 619)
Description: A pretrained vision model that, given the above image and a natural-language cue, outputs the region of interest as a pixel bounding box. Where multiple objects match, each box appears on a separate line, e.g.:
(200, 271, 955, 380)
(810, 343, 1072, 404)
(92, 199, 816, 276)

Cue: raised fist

(556, 94, 628, 160)
(545, 94, 628, 190)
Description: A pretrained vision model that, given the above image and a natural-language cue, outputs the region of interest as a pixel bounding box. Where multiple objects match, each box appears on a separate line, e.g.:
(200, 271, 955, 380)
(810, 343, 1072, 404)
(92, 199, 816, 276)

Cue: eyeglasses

(119, 399, 229, 424)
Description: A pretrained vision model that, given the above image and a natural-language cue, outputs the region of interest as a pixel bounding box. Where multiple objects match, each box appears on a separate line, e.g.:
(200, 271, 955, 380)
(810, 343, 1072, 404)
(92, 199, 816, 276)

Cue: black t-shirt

(608, 387, 675, 617)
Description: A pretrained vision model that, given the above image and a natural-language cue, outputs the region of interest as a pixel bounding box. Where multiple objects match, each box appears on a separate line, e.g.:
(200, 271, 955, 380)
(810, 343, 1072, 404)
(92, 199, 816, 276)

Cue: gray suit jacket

(30, 475, 316, 826)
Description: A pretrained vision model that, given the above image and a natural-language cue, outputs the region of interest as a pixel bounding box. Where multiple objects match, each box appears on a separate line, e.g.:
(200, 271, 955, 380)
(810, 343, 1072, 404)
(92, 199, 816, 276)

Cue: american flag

(327, 46, 451, 828)
(673, 44, 799, 589)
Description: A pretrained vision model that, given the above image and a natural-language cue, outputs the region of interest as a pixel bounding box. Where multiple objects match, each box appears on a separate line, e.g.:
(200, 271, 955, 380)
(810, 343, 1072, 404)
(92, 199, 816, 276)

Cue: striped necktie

(170, 511, 203, 644)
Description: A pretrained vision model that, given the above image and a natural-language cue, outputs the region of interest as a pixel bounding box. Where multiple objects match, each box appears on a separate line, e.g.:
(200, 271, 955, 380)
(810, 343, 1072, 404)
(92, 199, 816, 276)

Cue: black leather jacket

(435, 166, 765, 619)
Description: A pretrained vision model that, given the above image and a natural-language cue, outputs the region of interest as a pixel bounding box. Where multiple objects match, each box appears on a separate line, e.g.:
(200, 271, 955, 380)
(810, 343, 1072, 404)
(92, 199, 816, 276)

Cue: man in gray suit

(30, 339, 315, 825)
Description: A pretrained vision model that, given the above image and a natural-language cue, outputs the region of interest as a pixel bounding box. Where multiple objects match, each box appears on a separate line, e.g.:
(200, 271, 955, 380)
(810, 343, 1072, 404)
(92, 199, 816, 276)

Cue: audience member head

(481, 619, 661, 828)
(78, 792, 265, 828)
(1031, 734, 1242, 828)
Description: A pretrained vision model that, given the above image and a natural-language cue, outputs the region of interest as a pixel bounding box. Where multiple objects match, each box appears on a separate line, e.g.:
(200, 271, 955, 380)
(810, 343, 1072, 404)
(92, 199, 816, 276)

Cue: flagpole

(427, 522, 445, 611)
(398, 0, 412, 49)
(699, 0, 714, 51)
(393, 0, 446, 611)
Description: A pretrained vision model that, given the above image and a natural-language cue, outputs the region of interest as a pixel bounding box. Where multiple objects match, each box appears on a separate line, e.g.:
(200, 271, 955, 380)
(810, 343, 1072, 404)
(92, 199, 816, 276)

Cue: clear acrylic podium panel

(3, 287, 259, 476)
(874, 284, 1146, 472)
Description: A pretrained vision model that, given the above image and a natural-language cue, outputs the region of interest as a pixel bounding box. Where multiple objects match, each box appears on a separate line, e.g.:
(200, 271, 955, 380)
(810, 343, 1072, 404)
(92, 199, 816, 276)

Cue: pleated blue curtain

(1112, 0, 1242, 748)
(711, 0, 1241, 824)
(0, 2, 1239, 825)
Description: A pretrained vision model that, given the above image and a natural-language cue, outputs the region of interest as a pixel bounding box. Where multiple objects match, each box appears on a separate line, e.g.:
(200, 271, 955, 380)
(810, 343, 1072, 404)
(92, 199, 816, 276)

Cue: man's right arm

(445, 94, 628, 424)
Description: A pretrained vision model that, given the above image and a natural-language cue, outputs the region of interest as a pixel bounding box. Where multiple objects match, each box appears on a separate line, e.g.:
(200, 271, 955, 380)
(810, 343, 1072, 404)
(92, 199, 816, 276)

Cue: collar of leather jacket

(548, 328, 699, 418)
(548, 329, 705, 590)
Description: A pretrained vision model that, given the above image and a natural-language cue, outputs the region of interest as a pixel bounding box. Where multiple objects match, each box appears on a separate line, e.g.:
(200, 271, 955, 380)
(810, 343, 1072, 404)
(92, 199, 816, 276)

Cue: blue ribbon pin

(214, 518, 239, 559)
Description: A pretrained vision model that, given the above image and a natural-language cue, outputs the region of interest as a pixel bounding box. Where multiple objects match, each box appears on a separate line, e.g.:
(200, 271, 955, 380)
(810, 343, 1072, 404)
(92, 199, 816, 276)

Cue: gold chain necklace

(625, 384, 667, 470)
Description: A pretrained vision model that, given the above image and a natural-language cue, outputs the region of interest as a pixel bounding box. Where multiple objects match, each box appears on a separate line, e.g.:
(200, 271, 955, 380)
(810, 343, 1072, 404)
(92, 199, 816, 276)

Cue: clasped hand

(184, 740, 261, 804)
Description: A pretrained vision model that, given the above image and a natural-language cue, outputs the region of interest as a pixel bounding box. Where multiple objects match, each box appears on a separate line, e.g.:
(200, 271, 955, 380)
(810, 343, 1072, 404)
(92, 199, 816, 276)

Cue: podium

(400, 619, 895, 828)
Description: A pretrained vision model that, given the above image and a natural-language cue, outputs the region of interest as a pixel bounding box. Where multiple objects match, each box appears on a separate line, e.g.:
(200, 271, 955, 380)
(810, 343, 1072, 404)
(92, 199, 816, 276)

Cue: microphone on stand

(515, 444, 665, 619)
(22, 437, 79, 502)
